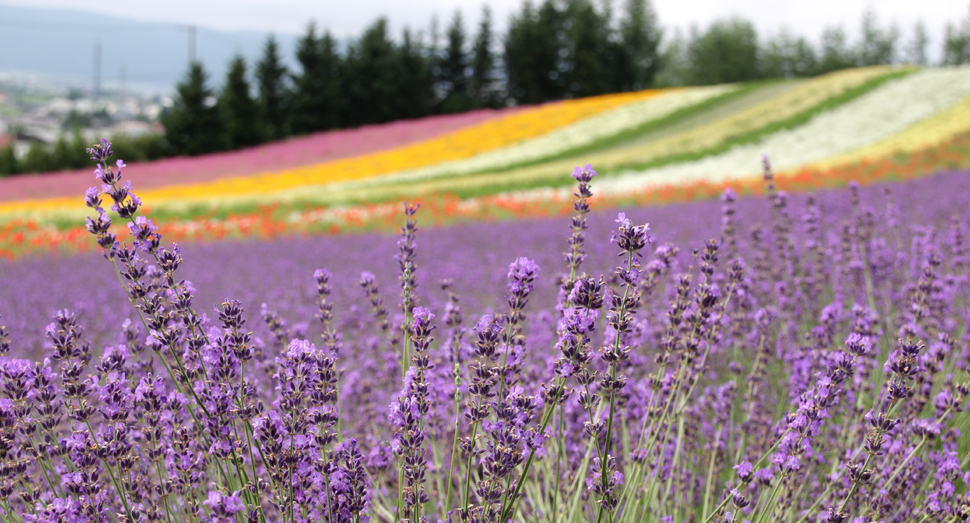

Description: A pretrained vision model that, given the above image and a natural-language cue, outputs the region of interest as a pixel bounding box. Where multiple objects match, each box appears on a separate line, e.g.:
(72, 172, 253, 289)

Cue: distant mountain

(0, 3, 300, 92)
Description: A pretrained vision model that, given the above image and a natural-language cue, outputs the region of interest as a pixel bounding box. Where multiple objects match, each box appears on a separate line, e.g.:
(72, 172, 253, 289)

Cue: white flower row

(349, 85, 737, 187)
(598, 67, 970, 195)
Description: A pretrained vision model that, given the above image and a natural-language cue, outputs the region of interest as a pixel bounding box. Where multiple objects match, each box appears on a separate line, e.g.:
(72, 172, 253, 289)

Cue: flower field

(2, 66, 969, 245)
(0, 107, 523, 203)
(0, 66, 969, 257)
(376, 84, 738, 182)
(0, 138, 969, 522)
(0, 88, 664, 221)
(601, 67, 970, 194)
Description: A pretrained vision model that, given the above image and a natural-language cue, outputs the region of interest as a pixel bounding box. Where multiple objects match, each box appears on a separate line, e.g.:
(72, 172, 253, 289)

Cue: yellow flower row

(807, 92, 970, 170)
(0, 88, 666, 220)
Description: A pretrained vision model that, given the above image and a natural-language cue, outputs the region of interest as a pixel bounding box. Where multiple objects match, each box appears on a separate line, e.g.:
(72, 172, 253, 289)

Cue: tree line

(161, 0, 665, 157)
(3, 1, 970, 175)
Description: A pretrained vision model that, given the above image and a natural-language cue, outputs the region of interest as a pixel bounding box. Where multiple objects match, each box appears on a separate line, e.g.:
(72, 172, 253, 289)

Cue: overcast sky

(5, 0, 969, 57)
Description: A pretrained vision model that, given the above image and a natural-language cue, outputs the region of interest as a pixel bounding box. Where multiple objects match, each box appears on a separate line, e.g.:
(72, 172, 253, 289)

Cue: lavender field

(0, 146, 968, 523)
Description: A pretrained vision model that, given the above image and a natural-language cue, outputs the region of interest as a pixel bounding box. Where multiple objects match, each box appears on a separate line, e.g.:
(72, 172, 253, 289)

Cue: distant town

(0, 73, 168, 159)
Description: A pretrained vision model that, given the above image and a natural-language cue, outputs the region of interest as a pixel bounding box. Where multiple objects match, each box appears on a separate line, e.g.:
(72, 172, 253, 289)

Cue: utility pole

(93, 39, 101, 104)
(188, 25, 196, 63)
(120, 65, 126, 101)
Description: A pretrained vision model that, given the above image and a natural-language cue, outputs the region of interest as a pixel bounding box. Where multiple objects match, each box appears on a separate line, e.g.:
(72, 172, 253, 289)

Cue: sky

(1, 0, 967, 77)
(5, 0, 968, 41)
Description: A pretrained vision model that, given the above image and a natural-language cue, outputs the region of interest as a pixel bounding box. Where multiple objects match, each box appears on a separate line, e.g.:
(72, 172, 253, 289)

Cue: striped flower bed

(3, 125, 969, 259)
(602, 67, 970, 194)
(0, 107, 522, 203)
(0, 88, 665, 220)
(2, 66, 970, 248)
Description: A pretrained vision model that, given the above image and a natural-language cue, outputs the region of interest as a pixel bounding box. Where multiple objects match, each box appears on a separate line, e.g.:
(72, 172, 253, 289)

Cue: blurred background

(0, 0, 968, 174)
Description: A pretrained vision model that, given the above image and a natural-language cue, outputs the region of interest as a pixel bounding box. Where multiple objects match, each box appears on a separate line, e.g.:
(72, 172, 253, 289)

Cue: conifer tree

(504, 0, 539, 104)
(396, 28, 435, 119)
(21, 142, 52, 173)
(905, 20, 930, 65)
(535, 0, 567, 100)
(256, 35, 290, 140)
(439, 10, 474, 112)
(162, 61, 222, 156)
(762, 29, 817, 78)
(689, 18, 760, 84)
(343, 18, 400, 126)
(652, 28, 691, 87)
(505, 0, 564, 104)
(818, 25, 856, 73)
(218, 55, 262, 150)
(470, 5, 500, 107)
(943, 7, 970, 65)
(0, 145, 17, 176)
(857, 9, 899, 66)
(617, 0, 662, 90)
(565, 0, 610, 97)
(292, 23, 342, 134)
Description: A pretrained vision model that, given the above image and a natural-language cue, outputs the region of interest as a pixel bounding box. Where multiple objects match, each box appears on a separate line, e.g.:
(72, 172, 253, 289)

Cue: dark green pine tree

(292, 23, 342, 134)
(504, 0, 565, 104)
(535, 0, 567, 101)
(503, 0, 539, 104)
(688, 18, 761, 85)
(218, 55, 263, 150)
(162, 61, 223, 156)
(342, 18, 400, 126)
(395, 28, 435, 119)
(49, 130, 89, 169)
(818, 25, 856, 74)
(943, 7, 970, 65)
(857, 9, 899, 66)
(0, 144, 17, 176)
(439, 10, 475, 113)
(255, 35, 291, 140)
(470, 5, 500, 108)
(905, 20, 930, 66)
(762, 30, 817, 79)
(564, 0, 610, 98)
(616, 0, 662, 90)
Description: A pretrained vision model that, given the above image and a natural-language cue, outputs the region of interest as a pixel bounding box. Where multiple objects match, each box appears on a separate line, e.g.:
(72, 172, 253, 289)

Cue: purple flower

(127, 216, 156, 240)
(507, 257, 540, 282)
(84, 187, 102, 209)
(560, 307, 599, 335)
(571, 163, 598, 182)
(844, 333, 872, 356)
(412, 306, 435, 330)
(203, 491, 245, 518)
(734, 461, 754, 482)
(314, 268, 332, 284)
(87, 137, 112, 162)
